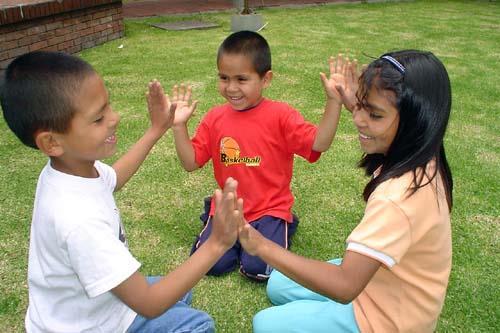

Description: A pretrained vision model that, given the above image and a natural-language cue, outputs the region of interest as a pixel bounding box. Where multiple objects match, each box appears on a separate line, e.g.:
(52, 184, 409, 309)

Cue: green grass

(1, 0, 499, 332)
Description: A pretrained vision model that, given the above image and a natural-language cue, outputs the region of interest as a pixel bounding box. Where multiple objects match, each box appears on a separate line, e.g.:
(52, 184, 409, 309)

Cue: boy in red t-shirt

(167, 31, 345, 281)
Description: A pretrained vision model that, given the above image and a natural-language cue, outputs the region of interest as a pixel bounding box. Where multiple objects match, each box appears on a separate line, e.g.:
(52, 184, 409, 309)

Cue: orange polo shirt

(347, 162, 452, 332)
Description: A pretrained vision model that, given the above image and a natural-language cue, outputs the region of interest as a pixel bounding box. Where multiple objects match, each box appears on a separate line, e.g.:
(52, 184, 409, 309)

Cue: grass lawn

(1, 0, 499, 332)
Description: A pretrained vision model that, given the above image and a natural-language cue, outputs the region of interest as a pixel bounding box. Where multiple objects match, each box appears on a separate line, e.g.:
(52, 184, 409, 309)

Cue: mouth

(359, 133, 374, 140)
(105, 134, 117, 144)
(227, 96, 243, 102)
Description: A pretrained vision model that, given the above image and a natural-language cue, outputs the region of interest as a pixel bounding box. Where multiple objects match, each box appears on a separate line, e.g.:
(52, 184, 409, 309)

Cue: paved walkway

(123, 0, 351, 18)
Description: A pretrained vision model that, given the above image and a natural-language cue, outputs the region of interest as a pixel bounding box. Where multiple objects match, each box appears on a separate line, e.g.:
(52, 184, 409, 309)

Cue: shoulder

(368, 164, 446, 222)
(264, 99, 297, 113)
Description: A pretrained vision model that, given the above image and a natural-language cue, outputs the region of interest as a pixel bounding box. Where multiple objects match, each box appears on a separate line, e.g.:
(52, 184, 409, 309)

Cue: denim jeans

(127, 276, 215, 333)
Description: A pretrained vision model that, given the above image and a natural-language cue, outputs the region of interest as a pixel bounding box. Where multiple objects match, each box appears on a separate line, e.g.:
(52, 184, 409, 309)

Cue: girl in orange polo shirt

(237, 50, 453, 332)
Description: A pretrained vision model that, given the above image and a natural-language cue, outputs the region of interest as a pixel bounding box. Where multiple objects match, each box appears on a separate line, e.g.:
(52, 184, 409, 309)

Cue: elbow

(338, 287, 363, 304)
(183, 163, 198, 172)
(136, 305, 167, 319)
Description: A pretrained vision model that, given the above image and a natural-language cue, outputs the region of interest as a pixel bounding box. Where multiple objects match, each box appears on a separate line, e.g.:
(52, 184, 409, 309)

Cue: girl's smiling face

(353, 86, 400, 155)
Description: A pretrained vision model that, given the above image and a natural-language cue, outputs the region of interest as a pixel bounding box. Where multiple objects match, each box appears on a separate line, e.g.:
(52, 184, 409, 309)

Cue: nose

(352, 108, 367, 128)
(227, 79, 238, 92)
(109, 109, 120, 128)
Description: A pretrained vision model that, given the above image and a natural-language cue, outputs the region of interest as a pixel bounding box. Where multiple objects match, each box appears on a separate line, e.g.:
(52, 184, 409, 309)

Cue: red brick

(0, 51, 11, 61)
(79, 27, 94, 36)
(66, 44, 83, 54)
(46, 21, 63, 31)
(29, 40, 49, 51)
(8, 46, 29, 58)
(92, 11, 106, 20)
(47, 36, 65, 47)
(55, 27, 75, 37)
(27, 25, 47, 36)
(57, 40, 74, 51)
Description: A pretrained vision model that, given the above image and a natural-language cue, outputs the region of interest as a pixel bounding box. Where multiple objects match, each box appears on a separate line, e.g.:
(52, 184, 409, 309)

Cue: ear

(262, 70, 273, 88)
(34, 131, 64, 157)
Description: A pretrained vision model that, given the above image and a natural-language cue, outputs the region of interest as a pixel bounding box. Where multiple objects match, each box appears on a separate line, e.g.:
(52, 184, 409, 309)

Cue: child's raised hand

(172, 84, 198, 126)
(210, 177, 240, 251)
(146, 79, 176, 136)
(320, 54, 348, 104)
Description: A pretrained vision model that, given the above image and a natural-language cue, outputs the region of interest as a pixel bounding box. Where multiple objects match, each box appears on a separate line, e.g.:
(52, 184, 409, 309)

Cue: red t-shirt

(192, 99, 320, 223)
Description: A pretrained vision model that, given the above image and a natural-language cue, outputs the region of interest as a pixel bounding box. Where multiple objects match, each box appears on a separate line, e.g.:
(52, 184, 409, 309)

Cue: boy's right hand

(172, 84, 198, 127)
(209, 177, 240, 251)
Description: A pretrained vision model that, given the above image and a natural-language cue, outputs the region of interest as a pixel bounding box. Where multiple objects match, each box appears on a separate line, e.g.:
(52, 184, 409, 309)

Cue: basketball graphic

(220, 137, 240, 160)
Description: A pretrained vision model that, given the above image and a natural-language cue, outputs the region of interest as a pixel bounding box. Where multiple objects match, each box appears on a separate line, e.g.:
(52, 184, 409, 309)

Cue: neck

(50, 157, 98, 178)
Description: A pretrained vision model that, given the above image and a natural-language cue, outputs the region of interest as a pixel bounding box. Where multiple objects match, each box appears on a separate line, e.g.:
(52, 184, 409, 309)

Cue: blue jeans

(127, 276, 215, 333)
(253, 259, 360, 333)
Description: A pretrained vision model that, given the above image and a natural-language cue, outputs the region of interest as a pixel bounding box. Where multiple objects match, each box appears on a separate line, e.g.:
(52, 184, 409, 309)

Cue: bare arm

(112, 178, 240, 318)
(171, 84, 199, 172)
(312, 55, 346, 152)
(237, 199, 380, 303)
(113, 80, 175, 191)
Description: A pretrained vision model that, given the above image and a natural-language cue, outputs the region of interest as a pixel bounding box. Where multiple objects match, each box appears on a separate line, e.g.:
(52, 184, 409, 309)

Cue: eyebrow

(364, 102, 387, 113)
(89, 101, 108, 119)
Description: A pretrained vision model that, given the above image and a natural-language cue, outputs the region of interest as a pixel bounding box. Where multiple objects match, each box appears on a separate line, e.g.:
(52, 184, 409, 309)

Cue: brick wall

(0, 0, 124, 74)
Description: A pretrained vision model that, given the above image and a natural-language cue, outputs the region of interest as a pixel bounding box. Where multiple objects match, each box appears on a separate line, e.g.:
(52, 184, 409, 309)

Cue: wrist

(172, 123, 187, 131)
(203, 237, 228, 257)
(145, 127, 165, 141)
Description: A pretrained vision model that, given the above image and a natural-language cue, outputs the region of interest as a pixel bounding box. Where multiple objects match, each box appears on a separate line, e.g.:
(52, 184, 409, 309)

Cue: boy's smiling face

(51, 73, 120, 177)
(217, 53, 272, 110)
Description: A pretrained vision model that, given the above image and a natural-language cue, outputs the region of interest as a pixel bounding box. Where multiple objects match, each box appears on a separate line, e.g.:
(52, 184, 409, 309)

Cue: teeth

(359, 133, 372, 139)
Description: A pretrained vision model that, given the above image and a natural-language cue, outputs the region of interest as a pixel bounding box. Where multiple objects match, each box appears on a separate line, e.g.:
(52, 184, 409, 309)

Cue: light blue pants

(127, 276, 215, 333)
(253, 259, 360, 333)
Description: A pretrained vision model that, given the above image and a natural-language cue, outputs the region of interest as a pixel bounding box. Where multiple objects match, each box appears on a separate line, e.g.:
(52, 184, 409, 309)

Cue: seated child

(166, 30, 344, 281)
(1, 51, 241, 333)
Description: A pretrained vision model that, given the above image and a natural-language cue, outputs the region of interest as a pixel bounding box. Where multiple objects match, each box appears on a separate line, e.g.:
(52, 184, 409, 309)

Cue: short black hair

(217, 30, 271, 77)
(1, 51, 95, 149)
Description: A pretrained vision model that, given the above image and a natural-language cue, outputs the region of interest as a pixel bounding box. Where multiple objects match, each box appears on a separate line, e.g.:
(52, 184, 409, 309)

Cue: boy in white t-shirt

(1, 51, 240, 333)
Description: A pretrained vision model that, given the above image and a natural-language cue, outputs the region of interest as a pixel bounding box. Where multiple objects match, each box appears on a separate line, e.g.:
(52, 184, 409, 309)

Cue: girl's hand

(237, 199, 265, 256)
(146, 79, 176, 136)
(339, 59, 361, 113)
(172, 84, 198, 127)
(210, 177, 239, 251)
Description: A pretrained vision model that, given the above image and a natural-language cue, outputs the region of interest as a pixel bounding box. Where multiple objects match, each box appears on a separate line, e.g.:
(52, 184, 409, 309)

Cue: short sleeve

(66, 220, 141, 298)
(192, 119, 212, 167)
(281, 106, 320, 162)
(95, 161, 117, 191)
(347, 196, 411, 268)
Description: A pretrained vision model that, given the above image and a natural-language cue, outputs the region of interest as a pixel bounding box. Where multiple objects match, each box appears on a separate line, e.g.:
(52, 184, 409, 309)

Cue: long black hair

(358, 50, 453, 210)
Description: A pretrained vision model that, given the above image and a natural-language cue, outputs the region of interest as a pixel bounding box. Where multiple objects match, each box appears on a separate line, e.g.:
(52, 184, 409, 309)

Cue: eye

(238, 77, 248, 82)
(94, 117, 104, 123)
(218, 75, 228, 81)
(369, 112, 383, 119)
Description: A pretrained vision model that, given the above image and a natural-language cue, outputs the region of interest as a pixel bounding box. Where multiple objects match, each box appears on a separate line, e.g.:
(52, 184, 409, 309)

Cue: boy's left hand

(146, 79, 176, 137)
(320, 54, 349, 104)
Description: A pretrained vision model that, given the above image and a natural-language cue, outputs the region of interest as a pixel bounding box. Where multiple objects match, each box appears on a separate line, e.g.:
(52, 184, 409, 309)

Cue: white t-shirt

(25, 161, 141, 333)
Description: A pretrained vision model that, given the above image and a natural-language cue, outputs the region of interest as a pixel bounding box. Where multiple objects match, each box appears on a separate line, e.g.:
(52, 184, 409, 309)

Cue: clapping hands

(320, 54, 361, 112)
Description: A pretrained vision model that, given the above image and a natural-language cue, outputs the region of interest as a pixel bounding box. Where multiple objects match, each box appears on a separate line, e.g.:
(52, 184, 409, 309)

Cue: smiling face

(217, 53, 272, 111)
(353, 86, 400, 155)
(51, 73, 120, 177)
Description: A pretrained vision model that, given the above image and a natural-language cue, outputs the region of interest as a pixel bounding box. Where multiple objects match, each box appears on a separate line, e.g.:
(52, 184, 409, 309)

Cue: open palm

(172, 84, 198, 126)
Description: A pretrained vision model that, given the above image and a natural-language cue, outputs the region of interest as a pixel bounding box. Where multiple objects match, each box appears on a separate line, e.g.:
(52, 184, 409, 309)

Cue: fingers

(171, 83, 193, 102)
(222, 177, 238, 196)
(190, 100, 199, 114)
